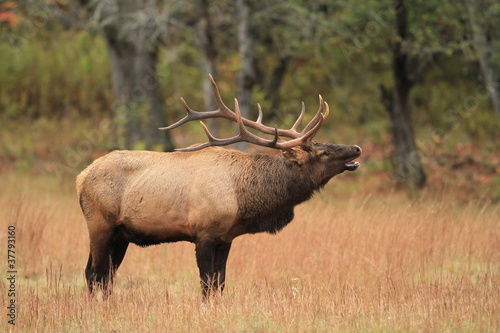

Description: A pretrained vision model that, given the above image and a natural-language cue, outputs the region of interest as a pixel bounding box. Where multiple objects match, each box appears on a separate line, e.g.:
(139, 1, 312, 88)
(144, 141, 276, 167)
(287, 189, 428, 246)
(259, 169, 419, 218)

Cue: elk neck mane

(223, 148, 321, 235)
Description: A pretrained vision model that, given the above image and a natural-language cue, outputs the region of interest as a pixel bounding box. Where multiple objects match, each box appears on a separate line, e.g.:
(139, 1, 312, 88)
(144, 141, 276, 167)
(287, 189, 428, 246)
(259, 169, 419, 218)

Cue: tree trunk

(388, 0, 426, 189)
(266, 55, 291, 121)
(199, 0, 219, 136)
(82, 0, 174, 151)
(236, 0, 256, 151)
(464, 0, 500, 119)
(106, 39, 173, 151)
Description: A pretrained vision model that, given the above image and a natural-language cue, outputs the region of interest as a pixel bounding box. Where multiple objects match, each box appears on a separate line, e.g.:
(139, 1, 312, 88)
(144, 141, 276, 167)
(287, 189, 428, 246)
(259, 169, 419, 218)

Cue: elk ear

(281, 147, 309, 167)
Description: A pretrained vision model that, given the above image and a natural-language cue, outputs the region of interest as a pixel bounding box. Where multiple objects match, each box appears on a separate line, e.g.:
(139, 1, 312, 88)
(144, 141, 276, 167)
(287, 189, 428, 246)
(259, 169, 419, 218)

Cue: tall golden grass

(0, 171, 498, 332)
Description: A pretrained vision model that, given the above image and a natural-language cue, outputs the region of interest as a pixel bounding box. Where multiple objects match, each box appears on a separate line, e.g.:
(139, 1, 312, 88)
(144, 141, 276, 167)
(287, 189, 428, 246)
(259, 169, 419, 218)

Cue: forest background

(1, 0, 499, 195)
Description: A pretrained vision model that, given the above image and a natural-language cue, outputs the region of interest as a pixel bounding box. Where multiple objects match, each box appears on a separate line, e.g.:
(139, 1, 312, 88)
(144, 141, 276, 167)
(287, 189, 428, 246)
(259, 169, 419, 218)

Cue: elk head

(159, 75, 361, 180)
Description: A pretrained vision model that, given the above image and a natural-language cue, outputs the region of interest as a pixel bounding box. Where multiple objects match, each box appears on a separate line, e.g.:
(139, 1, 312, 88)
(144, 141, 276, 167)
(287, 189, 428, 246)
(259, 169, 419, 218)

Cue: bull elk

(77, 75, 361, 298)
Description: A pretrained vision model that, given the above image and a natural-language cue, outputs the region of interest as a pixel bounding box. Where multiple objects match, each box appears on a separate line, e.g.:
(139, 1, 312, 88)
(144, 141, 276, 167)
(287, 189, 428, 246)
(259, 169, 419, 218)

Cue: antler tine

(306, 100, 329, 140)
(256, 104, 264, 124)
(175, 122, 214, 151)
(175, 119, 238, 152)
(289, 102, 305, 133)
(234, 98, 247, 134)
(209, 74, 234, 116)
(322, 101, 330, 122)
(253, 107, 280, 145)
(253, 106, 282, 144)
(234, 99, 280, 147)
(159, 75, 235, 131)
(159, 97, 216, 130)
(300, 95, 324, 134)
(273, 101, 330, 149)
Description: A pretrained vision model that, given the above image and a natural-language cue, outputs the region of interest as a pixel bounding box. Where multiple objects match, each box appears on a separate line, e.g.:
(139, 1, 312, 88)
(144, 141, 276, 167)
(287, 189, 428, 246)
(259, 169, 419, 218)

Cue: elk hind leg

(85, 225, 129, 296)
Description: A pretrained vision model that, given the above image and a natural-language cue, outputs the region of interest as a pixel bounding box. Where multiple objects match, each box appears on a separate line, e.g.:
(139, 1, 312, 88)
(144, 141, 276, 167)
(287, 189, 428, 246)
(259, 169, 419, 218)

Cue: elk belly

(118, 193, 196, 245)
(117, 171, 196, 245)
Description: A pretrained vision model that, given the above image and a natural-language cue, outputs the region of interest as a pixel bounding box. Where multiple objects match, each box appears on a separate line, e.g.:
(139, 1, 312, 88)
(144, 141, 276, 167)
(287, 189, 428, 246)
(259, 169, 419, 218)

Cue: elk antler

(159, 75, 330, 151)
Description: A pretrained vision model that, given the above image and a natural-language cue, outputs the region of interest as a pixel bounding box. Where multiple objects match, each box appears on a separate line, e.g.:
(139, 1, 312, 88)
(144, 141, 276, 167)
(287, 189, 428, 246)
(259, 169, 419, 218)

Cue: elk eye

(319, 151, 329, 157)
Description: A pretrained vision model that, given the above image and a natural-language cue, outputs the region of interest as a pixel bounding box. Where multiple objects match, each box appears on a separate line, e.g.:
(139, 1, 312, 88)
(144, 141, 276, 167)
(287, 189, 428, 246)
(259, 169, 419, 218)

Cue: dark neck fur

(232, 153, 319, 234)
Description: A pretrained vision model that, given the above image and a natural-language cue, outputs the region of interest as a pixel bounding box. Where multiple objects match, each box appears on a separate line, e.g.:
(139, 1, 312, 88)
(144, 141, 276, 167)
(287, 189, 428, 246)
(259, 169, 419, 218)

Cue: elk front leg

(195, 240, 232, 298)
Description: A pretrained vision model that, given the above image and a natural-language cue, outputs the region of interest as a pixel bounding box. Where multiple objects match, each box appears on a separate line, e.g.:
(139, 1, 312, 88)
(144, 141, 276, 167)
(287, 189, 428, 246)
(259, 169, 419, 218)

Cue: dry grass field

(0, 170, 498, 332)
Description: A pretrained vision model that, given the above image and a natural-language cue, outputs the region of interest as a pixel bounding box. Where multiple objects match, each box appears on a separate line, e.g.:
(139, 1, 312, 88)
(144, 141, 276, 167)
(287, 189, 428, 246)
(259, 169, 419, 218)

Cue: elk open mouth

(344, 145, 361, 171)
(345, 158, 360, 171)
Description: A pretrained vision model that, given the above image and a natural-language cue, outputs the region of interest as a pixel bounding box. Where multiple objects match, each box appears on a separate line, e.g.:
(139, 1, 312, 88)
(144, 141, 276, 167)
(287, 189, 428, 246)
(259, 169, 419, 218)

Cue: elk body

(77, 76, 361, 298)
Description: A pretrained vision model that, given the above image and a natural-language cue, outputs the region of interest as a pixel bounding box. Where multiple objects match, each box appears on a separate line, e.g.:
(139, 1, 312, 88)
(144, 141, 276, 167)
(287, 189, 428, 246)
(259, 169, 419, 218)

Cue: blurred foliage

(0, 1, 497, 130)
(0, 30, 111, 118)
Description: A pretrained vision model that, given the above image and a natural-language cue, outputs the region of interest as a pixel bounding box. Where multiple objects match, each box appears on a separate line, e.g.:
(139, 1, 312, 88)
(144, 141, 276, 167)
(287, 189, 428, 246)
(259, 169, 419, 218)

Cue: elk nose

(353, 145, 362, 154)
